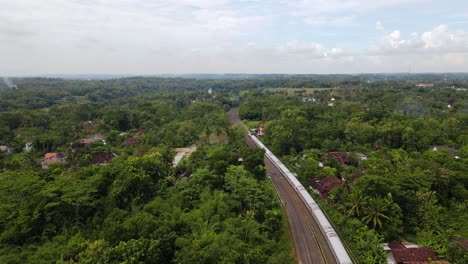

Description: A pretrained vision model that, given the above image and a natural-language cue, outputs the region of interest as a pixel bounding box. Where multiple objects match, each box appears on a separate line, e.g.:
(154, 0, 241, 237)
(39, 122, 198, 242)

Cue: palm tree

(345, 188, 368, 218)
(362, 197, 390, 230)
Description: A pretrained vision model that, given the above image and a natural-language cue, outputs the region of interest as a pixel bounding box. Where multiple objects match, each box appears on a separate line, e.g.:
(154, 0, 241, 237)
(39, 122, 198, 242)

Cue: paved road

(227, 108, 338, 264)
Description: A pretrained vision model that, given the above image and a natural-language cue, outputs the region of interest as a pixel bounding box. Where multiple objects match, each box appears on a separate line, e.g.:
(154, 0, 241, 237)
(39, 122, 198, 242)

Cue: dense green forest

(240, 83, 468, 263)
(1, 76, 467, 263)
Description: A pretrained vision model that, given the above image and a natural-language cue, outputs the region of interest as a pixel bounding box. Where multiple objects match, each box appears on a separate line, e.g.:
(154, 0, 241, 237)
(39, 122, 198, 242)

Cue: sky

(2, 0, 468, 75)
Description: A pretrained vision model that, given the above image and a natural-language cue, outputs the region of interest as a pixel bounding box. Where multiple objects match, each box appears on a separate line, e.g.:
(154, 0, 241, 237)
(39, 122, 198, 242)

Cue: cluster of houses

(309, 151, 367, 199)
(309, 145, 462, 200)
(38, 128, 144, 170)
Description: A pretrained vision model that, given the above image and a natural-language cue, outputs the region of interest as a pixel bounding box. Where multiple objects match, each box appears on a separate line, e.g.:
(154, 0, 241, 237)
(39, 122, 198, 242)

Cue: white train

(249, 134, 353, 264)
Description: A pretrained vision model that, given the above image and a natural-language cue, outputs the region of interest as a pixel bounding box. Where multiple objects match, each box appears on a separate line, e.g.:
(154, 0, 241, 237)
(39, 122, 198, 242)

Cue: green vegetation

(1, 75, 467, 263)
(240, 82, 468, 263)
(0, 79, 293, 263)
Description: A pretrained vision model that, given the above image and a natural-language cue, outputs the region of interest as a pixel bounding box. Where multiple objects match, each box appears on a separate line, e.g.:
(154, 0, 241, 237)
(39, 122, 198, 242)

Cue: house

(124, 137, 139, 145)
(416, 83, 434, 87)
(0, 145, 14, 154)
(430, 145, 460, 159)
(385, 240, 448, 264)
(302, 97, 316, 103)
(257, 124, 265, 136)
(42, 152, 66, 169)
(328, 97, 336, 106)
(309, 176, 342, 199)
(24, 142, 33, 152)
(328, 152, 349, 164)
(328, 152, 367, 165)
(78, 134, 105, 144)
(172, 145, 197, 167)
(91, 152, 117, 165)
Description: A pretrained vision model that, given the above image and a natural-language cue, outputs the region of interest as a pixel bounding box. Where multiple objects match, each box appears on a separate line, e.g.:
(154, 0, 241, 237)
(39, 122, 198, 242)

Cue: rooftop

(392, 247, 438, 263)
(44, 152, 59, 159)
(91, 152, 117, 164)
(309, 176, 342, 199)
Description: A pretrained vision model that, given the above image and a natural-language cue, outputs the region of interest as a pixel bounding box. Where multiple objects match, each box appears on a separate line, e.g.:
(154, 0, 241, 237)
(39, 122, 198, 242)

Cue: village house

(42, 152, 67, 169)
(257, 124, 265, 136)
(91, 152, 118, 165)
(24, 142, 33, 152)
(309, 176, 342, 199)
(384, 240, 448, 264)
(78, 134, 105, 144)
(172, 145, 197, 167)
(430, 145, 461, 159)
(0, 145, 14, 154)
(328, 152, 367, 165)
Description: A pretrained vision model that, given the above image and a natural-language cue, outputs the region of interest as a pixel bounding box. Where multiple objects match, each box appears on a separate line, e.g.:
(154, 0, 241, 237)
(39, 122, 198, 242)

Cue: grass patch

(243, 120, 262, 129)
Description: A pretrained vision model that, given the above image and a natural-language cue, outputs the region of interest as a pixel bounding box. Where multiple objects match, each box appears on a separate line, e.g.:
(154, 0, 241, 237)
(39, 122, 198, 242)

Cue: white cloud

(283, 0, 423, 28)
(278, 40, 347, 59)
(371, 24, 468, 55)
(1, 0, 468, 74)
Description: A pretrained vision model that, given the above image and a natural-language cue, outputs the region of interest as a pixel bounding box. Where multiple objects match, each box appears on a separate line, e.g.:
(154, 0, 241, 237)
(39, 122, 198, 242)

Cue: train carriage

(248, 134, 353, 264)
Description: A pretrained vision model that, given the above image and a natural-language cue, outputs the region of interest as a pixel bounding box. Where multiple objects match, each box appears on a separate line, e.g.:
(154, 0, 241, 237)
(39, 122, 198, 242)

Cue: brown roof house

(328, 152, 367, 165)
(91, 152, 118, 165)
(385, 240, 449, 264)
(309, 176, 343, 199)
(42, 152, 67, 169)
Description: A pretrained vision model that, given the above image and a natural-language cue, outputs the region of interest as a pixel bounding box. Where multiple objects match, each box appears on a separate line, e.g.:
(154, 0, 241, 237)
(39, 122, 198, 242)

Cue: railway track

(227, 108, 353, 264)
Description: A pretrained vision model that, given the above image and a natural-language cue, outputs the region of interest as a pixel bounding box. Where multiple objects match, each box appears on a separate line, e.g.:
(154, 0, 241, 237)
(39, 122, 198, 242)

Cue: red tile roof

(388, 240, 406, 250)
(392, 247, 438, 263)
(328, 152, 349, 164)
(45, 153, 58, 159)
(309, 176, 342, 199)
